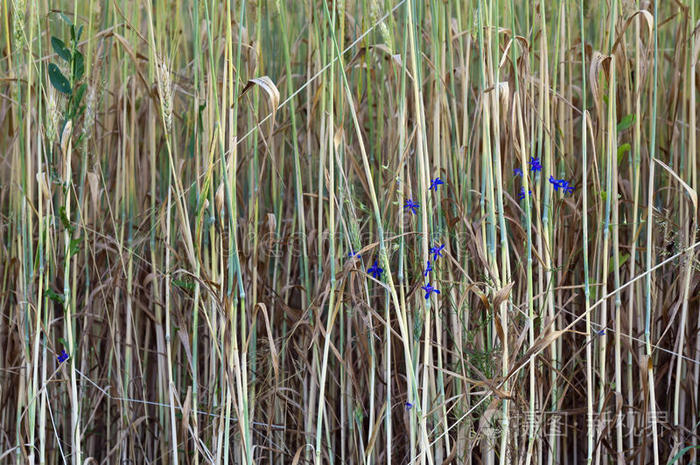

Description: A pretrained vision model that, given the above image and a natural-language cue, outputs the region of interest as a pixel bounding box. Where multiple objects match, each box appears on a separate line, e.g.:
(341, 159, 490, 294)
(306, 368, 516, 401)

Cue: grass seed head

(156, 57, 173, 132)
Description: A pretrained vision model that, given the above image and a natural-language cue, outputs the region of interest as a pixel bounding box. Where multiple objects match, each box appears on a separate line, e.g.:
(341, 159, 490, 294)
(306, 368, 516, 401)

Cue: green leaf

(74, 132, 85, 147)
(413, 311, 423, 341)
(76, 25, 84, 42)
(48, 63, 71, 95)
(69, 83, 87, 119)
(617, 114, 635, 132)
(72, 50, 84, 82)
(608, 254, 630, 274)
(59, 12, 73, 26)
(58, 206, 74, 233)
(667, 446, 700, 465)
(69, 236, 83, 257)
(46, 288, 65, 304)
(617, 143, 631, 165)
(173, 278, 195, 291)
(73, 83, 87, 105)
(354, 405, 364, 422)
(51, 37, 71, 61)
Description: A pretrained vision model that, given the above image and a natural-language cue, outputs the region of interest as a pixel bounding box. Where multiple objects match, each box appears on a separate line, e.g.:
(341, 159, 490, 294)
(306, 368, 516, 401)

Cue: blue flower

(57, 349, 69, 363)
(560, 180, 575, 195)
(529, 156, 542, 173)
(518, 187, 531, 201)
(405, 402, 413, 411)
(597, 329, 606, 336)
(549, 176, 575, 195)
(368, 260, 383, 279)
(549, 175, 562, 191)
(347, 250, 361, 260)
(430, 244, 445, 261)
(513, 168, 523, 177)
(421, 283, 440, 300)
(424, 260, 433, 277)
(429, 177, 445, 191)
(404, 199, 420, 215)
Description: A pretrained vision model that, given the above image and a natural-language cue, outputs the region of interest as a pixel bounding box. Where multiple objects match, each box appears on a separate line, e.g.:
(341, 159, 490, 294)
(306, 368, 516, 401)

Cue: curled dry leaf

(87, 172, 100, 214)
(492, 281, 514, 311)
(371, 44, 412, 80)
(589, 52, 612, 120)
(240, 76, 280, 132)
(60, 120, 73, 155)
(215, 181, 225, 215)
(611, 9, 654, 53)
(36, 172, 50, 200)
(507, 329, 566, 382)
(654, 158, 698, 216)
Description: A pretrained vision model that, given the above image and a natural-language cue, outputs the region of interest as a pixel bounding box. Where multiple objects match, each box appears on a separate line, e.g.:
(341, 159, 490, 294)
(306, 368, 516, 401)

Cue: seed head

(82, 85, 97, 140)
(156, 57, 173, 132)
(12, 0, 26, 49)
(46, 87, 59, 144)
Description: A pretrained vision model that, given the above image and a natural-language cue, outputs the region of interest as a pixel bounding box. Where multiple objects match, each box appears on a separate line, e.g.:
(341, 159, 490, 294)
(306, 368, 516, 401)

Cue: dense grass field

(0, 0, 698, 463)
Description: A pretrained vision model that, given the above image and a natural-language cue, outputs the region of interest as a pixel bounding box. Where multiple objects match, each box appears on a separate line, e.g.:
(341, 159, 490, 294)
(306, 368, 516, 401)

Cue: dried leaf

(371, 44, 411, 79)
(654, 158, 698, 216)
(254, 303, 279, 383)
(36, 171, 50, 200)
(477, 397, 503, 436)
(611, 10, 654, 53)
(364, 402, 387, 460)
(493, 281, 514, 310)
(87, 172, 100, 215)
(508, 329, 566, 381)
(589, 52, 611, 120)
(60, 120, 73, 155)
(240, 76, 280, 129)
(291, 446, 305, 465)
(181, 386, 192, 430)
(177, 329, 196, 380)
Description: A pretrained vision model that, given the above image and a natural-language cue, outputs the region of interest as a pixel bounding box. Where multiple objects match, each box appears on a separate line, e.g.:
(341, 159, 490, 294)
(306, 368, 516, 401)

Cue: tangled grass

(0, 0, 699, 464)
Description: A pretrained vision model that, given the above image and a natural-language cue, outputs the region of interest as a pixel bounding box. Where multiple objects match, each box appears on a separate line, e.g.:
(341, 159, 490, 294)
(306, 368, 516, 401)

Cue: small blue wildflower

(597, 329, 606, 336)
(57, 349, 69, 363)
(368, 260, 383, 279)
(518, 187, 532, 201)
(405, 402, 413, 411)
(404, 199, 420, 215)
(424, 260, 433, 277)
(514, 168, 523, 177)
(347, 250, 361, 260)
(549, 176, 575, 195)
(529, 156, 542, 173)
(549, 175, 562, 191)
(429, 177, 445, 191)
(560, 180, 575, 195)
(421, 283, 440, 300)
(430, 244, 445, 261)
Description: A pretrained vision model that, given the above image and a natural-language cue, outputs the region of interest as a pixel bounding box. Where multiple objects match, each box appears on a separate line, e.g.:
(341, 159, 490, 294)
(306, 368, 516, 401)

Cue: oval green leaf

(616, 114, 635, 133)
(49, 63, 72, 95)
(72, 51, 84, 82)
(51, 37, 71, 61)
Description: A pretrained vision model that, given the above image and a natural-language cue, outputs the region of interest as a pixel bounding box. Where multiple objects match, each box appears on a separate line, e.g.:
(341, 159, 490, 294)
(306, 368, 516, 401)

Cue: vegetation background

(0, 0, 698, 463)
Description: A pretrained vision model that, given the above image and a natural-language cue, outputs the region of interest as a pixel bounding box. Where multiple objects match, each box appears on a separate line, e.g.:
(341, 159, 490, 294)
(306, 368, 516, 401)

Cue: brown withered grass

(0, 0, 698, 464)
